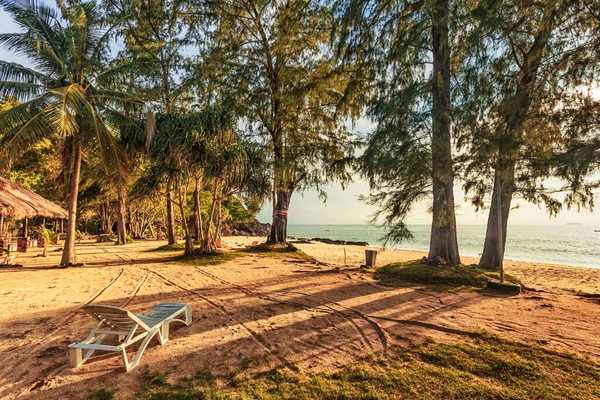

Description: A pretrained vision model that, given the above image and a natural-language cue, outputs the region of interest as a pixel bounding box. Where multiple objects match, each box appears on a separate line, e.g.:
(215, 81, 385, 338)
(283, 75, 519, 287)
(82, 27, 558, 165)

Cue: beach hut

(0, 177, 68, 251)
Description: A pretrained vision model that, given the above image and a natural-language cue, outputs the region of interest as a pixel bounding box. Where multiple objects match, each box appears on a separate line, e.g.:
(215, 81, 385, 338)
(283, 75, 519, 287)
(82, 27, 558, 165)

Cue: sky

(1, 11, 598, 227)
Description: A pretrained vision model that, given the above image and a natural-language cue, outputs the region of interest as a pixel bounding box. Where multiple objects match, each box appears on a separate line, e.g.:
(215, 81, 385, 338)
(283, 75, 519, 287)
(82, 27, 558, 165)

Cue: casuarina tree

(456, 0, 600, 269)
(204, 0, 362, 244)
(336, 0, 463, 264)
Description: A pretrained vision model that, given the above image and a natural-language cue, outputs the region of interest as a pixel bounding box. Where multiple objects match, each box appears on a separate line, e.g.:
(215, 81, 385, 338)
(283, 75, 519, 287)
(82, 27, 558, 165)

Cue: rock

(310, 238, 369, 246)
(421, 256, 448, 266)
(221, 219, 271, 237)
(289, 239, 313, 244)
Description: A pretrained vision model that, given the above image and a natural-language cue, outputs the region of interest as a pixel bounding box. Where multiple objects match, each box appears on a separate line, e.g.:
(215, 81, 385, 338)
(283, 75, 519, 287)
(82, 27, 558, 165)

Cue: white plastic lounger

(69, 302, 192, 372)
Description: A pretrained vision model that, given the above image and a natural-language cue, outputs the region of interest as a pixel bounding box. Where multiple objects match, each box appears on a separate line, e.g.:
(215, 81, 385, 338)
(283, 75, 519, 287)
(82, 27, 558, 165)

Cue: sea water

(287, 224, 600, 269)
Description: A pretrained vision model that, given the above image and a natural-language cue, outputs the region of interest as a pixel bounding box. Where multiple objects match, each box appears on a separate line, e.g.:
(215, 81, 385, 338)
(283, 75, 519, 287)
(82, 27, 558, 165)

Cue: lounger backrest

(82, 304, 151, 332)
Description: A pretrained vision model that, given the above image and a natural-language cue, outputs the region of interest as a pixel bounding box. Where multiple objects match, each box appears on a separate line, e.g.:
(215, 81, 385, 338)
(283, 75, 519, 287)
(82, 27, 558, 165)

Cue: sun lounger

(69, 302, 192, 372)
(2, 255, 14, 265)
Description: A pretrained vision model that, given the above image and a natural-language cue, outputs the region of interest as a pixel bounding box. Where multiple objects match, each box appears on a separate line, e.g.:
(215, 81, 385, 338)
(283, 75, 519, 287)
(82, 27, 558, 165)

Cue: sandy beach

(0, 237, 599, 399)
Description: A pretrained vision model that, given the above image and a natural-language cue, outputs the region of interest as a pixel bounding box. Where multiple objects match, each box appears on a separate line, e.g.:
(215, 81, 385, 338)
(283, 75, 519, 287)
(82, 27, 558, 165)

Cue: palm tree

(0, 0, 142, 265)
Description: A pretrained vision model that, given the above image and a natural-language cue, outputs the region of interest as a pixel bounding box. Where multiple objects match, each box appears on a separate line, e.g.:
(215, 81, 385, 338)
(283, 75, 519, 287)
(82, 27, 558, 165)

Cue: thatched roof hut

(0, 177, 68, 219)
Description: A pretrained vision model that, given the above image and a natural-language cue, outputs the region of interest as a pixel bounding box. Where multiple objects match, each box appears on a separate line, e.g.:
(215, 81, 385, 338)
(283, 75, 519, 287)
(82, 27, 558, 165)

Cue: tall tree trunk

(479, 4, 557, 269)
(115, 185, 127, 245)
(200, 179, 219, 253)
(166, 186, 177, 245)
(193, 178, 203, 241)
(267, 132, 292, 244)
(60, 137, 83, 266)
(428, 0, 461, 265)
(176, 187, 194, 256)
(268, 188, 291, 244)
(480, 143, 516, 269)
(216, 198, 223, 243)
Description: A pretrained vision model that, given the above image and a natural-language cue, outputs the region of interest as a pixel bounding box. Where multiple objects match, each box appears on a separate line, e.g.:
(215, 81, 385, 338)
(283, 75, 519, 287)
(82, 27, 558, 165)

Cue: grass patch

(177, 251, 246, 267)
(85, 388, 116, 400)
(126, 330, 600, 399)
(148, 243, 186, 252)
(242, 243, 314, 261)
(149, 242, 314, 267)
(374, 260, 521, 291)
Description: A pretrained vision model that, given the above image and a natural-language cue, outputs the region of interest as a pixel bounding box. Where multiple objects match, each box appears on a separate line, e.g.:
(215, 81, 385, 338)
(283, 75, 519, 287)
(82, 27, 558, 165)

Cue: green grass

(374, 260, 521, 291)
(123, 330, 599, 400)
(85, 388, 116, 400)
(177, 251, 246, 266)
(242, 243, 314, 261)
(147, 242, 315, 269)
(148, 243, 186, 252)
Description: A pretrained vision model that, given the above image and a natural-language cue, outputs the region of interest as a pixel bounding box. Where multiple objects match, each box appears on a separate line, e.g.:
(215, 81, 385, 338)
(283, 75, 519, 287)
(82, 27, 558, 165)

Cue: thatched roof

(0, 177, 68, 219)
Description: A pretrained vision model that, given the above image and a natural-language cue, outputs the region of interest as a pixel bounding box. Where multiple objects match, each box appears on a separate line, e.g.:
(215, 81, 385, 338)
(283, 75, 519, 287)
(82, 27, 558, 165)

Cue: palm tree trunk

(428, 0, 461, 265)
(60, 137, 83, 266)
(116, 185, 127, 245)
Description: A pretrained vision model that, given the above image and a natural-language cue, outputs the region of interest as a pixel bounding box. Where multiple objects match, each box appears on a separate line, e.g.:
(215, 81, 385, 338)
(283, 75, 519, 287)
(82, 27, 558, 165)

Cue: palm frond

(47, 84, 90, 137)
(81, 100, 126, 179)
(0, 80, 43, 101)
(0, 94, 53, 155)
(0, 61, 47, 84)
(0, 0, 59, 25)
(93, 61, 153, 87)
(91, 88, 143, 103)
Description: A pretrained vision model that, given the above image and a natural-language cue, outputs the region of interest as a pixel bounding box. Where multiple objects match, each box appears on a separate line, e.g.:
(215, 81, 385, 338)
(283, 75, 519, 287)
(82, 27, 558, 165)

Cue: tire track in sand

(143, 266, 299, 371)
(192, 266, 380, 355)
(286, 290, 388, 356)
(4, 266, 125, 358)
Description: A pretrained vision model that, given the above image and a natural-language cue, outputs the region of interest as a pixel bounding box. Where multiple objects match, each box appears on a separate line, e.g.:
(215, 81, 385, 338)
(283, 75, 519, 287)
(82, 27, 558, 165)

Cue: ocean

(287, 224, 600, 269)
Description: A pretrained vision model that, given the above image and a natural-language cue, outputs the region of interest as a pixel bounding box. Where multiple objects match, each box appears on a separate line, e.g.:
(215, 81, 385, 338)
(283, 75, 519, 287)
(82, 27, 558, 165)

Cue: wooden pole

(0, 214, 3, 237)
(23, 217, 28, 238)
(496, 178, 504, 282)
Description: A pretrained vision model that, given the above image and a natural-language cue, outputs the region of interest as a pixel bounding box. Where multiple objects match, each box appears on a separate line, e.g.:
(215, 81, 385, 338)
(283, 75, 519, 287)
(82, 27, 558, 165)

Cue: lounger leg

(69, 335, 106, 368)
(123, 327, 160, 372)
(185, 305, 192, 325)
(70, 347, 83, 368)
(161, 322, 170, 344)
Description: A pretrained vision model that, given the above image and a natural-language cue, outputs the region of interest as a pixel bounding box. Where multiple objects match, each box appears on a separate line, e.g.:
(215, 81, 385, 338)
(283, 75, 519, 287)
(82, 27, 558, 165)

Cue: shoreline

(225, 236, 600, 294)
(288, 235, 600, 271)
